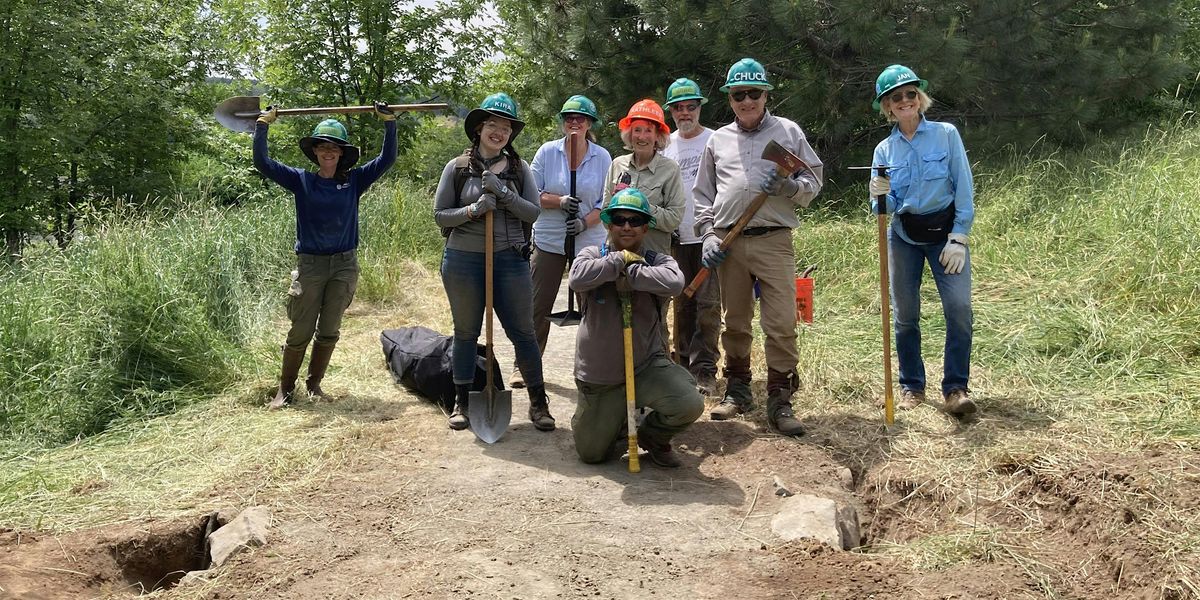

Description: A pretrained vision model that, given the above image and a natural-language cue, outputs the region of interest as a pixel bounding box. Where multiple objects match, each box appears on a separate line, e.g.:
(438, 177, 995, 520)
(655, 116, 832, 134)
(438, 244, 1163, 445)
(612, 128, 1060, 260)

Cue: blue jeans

(441, 247, 544, 387)
(889, 230, 973, 395)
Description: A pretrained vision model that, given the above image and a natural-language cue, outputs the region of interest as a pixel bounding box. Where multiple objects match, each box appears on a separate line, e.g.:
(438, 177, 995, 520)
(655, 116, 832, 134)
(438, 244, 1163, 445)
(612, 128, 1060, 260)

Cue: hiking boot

(269, 345, 306, 410)
(898, 388, 926, 409)
(694, 372, 718, 397)
(528, 385, 556, 431)
(448, 384, 470, 430)
(305, 342, 337, 402)
(767, 390, 805, 437)
(710, 378, 751, 420)
(943, 388, 976, 417)
(509, 366, 525, 389)
(608, 423, 630, 462)
(637, 435, 682, 468)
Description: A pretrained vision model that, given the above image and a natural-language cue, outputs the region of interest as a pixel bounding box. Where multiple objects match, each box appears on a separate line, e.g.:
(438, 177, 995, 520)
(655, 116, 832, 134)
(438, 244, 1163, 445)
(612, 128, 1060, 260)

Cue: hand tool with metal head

(468, 208, 513, 443)
(550, 131, 584, 326)
(619, 286, 641, 473)
(214, 96, 448, 133)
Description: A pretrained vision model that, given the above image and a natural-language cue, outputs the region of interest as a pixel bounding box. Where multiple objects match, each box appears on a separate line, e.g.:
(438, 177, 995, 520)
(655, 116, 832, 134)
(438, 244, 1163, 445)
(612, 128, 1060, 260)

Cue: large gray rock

(770, 494, 860, 550)
(208, 506, 272, 567)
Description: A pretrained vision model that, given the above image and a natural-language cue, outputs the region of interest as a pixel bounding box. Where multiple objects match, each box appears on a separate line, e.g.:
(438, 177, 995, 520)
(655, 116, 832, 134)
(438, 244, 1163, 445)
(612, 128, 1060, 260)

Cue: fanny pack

(898, 201, 955, 243)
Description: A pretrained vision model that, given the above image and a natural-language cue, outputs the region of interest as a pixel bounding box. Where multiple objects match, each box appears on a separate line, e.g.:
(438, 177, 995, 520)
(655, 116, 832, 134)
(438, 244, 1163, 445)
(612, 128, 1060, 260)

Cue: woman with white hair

(602, 99, 685, 255)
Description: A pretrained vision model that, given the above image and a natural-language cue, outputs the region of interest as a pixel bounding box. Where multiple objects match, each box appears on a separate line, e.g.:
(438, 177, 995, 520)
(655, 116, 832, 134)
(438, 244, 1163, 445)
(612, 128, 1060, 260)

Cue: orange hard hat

(618, 99, 670, 135)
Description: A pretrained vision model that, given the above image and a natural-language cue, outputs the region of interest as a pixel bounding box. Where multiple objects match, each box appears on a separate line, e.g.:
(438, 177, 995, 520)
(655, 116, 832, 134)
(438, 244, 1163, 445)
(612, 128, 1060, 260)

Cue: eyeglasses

(609, 214, 648, 227)
(887, 89, 918, 104)
(563, 114, 590, 124)
(669, 101, 700, 112)
(730, 89, 764, 102)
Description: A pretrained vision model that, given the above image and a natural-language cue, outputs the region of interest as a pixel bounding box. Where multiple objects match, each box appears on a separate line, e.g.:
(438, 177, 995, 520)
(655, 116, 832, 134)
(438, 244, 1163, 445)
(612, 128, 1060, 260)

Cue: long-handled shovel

(682, 140, 814, 298)
(214, 96, 448, 133)
(550, 131, 584, 326)
(874, 166, 896, 426)
(468, 210, 513, 443)
(619, 287, 641, 473)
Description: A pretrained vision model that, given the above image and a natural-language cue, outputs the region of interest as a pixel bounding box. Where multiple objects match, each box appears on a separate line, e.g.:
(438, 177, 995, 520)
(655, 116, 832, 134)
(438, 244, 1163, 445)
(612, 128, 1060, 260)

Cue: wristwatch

(949, 238, 967, 246)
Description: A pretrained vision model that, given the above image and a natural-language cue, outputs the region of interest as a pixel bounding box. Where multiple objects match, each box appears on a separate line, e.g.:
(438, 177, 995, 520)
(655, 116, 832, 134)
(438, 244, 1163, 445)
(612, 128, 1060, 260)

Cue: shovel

(619, 287, 640, 473)
(214, 96, 448, 133)
(549, 131, 584, 327)
(871, 165, 896, 426)
(468, 210, 512, 443)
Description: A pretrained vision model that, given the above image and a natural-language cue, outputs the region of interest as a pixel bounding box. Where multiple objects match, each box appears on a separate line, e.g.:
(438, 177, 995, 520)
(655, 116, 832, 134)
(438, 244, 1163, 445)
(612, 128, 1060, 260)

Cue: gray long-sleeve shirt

(692, 111, 824, 239)
(569, 246, 684, 385)
(433, 157, 540, 253)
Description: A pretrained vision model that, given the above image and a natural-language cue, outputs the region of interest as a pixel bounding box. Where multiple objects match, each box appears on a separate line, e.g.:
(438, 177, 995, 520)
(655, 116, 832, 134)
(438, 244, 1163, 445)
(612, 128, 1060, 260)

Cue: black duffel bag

(380, 326, 503, 412)
(897, 201, 956, 244)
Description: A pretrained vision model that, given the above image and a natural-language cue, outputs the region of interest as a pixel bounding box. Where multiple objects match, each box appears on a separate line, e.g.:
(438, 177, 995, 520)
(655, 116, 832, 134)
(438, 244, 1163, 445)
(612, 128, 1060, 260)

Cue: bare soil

(2, 287, 1197, 599)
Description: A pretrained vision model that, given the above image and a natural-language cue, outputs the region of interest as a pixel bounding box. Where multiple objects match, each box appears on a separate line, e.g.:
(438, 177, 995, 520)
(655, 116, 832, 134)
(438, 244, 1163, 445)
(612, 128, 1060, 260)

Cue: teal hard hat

(299, 119, 360, 170)
(558, 94, 600, 122)
(600, 187, 656, 228)
(719, 58, 773, 93)
(665, 78, 708, 106)
(465, 92, 525, 143)
(872, 64, 928, 110)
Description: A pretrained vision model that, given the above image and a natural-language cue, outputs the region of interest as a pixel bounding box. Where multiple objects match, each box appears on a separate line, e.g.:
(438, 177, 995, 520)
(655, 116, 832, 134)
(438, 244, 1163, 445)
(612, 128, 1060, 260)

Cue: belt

(738, 226, 789, 237)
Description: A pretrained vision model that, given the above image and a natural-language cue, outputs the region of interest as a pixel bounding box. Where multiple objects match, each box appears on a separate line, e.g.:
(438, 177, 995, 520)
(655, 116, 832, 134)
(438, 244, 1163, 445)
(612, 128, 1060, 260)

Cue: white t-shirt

(662, 127, 714, 244)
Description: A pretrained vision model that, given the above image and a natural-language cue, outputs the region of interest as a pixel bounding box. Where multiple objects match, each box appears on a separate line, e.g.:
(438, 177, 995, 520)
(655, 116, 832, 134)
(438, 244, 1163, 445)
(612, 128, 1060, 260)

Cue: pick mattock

(214, 96, 448, 133)
(619, 286, 641, 473)
(873, 165, 896, 426)
(467, 209, 513, 443)
(549, 131, 584, 326)
(682, 139, 814, 298)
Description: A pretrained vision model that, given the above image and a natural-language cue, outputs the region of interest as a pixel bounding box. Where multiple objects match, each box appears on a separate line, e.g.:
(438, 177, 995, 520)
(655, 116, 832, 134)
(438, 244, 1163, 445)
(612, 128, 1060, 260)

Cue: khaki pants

(285, 251, 359, 351)
(529, 246, 569, 354)
(716, 228, 797, 375)
(572, 356, 704, 464)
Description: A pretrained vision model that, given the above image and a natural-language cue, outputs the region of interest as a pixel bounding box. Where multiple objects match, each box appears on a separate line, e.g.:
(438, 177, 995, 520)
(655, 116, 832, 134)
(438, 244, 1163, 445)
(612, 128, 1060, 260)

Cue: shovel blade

(548, 310, 582, 327)
(214, 95, 263, 133)
(468, 386, 512, 444)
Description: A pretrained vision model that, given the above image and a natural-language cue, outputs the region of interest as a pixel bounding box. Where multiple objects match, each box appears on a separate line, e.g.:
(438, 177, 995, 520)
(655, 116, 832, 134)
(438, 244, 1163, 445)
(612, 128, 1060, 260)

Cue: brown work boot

(898, 388, 926, 409)
(269, 345, 307, 410)
(305, 341, 337, 402)
(637, 435, 682, 468)
(766, 390, 805, 437)
(710, 378, 751, 420)
(694, 372, 718, 397)
(528, 384, 555, 431)
(448, 384, 470, 430)
(943, 388, 976, 417)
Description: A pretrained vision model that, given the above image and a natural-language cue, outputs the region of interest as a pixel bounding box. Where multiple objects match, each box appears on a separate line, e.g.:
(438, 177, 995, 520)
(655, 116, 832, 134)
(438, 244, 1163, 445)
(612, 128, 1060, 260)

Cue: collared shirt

(602, 152, 685, 255)
(692, 111, 823, 240)
(662, 127, 714, 245)
(530, 137, 613, 256)
(871, 116, 975, 245)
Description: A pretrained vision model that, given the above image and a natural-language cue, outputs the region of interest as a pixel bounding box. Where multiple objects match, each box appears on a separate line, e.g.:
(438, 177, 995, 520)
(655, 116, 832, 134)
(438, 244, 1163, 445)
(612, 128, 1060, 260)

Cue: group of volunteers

(252, 58, 977, 469)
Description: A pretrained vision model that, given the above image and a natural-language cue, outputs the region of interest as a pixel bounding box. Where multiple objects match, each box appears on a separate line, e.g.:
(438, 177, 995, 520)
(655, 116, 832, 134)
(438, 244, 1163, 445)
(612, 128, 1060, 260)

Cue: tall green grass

(0, 176, 442, 450)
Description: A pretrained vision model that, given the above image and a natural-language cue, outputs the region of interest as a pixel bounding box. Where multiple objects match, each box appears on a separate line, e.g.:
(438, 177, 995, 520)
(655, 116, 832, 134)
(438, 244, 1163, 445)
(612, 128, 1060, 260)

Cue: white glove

(939, 233, 969, 275)
(869, 176, 890, 197)
(566, 217, 586, 236)
(559, 195, 581, 213)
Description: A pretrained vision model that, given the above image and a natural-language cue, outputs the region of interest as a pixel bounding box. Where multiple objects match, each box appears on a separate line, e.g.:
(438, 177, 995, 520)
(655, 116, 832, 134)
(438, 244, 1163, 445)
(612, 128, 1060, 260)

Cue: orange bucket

(795, 276, 813, 324)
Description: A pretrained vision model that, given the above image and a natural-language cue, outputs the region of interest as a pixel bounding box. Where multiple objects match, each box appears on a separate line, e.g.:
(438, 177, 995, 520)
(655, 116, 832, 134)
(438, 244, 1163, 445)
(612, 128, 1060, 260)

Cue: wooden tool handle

(237, 103, 448, 118)
(682, 267, 711, 299)
(485, 210, 495, 389)
(875, 166, 894, 426)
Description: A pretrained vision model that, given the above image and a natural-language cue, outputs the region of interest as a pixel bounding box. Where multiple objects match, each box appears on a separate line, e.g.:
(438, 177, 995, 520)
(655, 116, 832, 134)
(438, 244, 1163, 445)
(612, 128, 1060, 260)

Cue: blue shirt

(530, 137, 613, 256)
(871, 117, 974, 245)
(253, 121, 397, 254)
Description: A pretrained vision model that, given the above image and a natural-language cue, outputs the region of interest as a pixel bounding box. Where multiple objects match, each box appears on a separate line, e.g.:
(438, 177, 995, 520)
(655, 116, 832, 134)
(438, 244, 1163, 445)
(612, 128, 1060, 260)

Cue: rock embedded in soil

(209, 506, 272, 567)
(771, 494, 860, 550)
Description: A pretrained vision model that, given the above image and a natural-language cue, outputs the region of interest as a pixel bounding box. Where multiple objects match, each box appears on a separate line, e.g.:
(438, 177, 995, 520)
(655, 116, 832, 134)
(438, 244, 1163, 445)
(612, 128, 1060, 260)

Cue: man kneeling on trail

(569, 188, 704, 468)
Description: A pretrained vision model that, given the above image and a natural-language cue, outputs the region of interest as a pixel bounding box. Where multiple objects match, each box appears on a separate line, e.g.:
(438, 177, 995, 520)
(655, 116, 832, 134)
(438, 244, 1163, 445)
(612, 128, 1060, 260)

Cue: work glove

(257, 105, 278, 125)
(938, 233, 969, 275)
(619, 249, 645, 266)
(566, 217, 586, 236)
(559, 194, 581, 213)
(869, 175, 890, 197)
(374, 101, 396, 121)
(468, 193, 496, 218)
(759, 167, 799, 197)
(481, 171, 517, 205)
(701, 235, 727, 268)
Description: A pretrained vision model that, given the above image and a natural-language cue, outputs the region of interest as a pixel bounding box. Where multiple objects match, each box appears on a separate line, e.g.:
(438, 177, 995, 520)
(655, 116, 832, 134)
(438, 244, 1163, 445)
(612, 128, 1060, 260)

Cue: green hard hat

(665, 78, 708, 106)
(719, 58, 773, 93)
(465, 92, 525, 142)
(558, 94, 600, 122)
(299, 119, 360, 170)
(872, 64, 928, 110)
(600, 187, 656, 228)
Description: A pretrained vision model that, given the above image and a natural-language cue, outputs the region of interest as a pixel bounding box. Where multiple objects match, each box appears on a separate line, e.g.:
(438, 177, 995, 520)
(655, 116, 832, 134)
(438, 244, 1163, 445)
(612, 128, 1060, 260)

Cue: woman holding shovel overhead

(569, 188, 703, 468)
(868, 64, 977, 417)
(254, 102, 397, 410)
(433, 93, 553, 432)
(521, 95, 612, 386)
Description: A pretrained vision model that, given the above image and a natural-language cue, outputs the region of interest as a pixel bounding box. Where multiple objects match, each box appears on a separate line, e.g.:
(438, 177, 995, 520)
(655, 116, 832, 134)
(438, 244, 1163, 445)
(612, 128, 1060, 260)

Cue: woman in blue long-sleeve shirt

(253, 103, 397, 409)
(868, 65, 977, 417)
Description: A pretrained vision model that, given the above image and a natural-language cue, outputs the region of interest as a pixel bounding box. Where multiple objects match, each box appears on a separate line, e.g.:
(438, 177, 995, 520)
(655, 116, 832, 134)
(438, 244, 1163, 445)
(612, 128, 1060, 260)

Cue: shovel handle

(682, 267, 711, 299)
(875, 165, 894, 426)
(234, 103, 448, 118)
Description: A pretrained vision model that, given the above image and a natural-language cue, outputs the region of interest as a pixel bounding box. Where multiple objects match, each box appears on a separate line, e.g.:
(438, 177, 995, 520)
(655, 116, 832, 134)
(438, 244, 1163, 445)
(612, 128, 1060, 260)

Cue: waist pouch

(898, 202, 955, 243)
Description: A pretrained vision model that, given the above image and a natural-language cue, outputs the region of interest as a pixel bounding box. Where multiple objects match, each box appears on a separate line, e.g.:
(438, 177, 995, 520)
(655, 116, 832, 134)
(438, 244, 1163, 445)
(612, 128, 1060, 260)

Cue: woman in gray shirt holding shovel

(433, 93, 554, 432)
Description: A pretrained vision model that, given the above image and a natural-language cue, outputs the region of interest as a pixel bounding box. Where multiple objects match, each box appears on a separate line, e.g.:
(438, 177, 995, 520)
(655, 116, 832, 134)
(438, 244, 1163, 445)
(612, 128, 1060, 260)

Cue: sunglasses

(670, 101, 700, 112)
(730, 89, 764, 102)
(609, 214, 648, 227)
(888, 89, 918, 104)
(563, 114, 591, 124)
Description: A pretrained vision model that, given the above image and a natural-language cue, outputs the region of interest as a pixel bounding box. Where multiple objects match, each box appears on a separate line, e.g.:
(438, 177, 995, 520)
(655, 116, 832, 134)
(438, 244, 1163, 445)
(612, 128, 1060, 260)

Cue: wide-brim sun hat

(872, 64, 928, 110)
(464, 92, 525, 143)
(617, 99, 670, 135)
(299, 119, 360, 170)
(600, 187, 657, 228)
